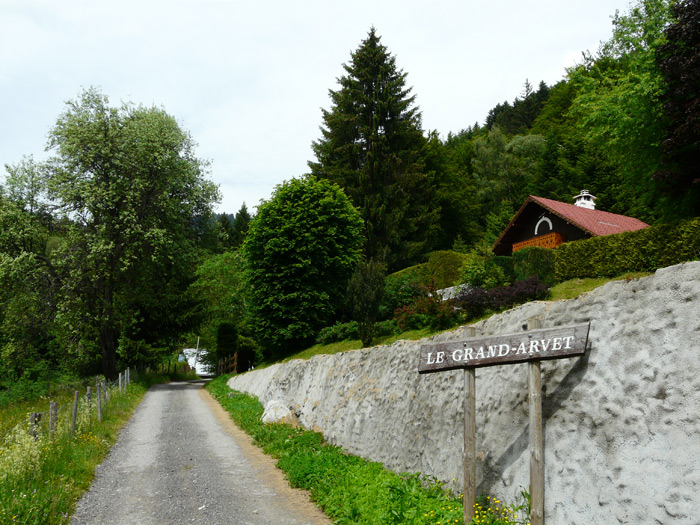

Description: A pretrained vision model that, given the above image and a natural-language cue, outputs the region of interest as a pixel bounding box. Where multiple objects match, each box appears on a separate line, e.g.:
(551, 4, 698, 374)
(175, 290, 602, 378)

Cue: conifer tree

(309, 28, 438, 271)
(230, 203, 251, 249)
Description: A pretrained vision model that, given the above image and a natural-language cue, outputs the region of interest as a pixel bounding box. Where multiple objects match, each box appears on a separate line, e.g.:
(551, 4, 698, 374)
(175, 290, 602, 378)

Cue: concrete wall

(228, 261, 700, 524)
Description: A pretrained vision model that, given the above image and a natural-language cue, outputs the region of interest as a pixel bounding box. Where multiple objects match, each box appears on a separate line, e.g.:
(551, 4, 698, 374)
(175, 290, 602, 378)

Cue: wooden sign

(418, 323, 589, 373)
(422, 320, 591, 525)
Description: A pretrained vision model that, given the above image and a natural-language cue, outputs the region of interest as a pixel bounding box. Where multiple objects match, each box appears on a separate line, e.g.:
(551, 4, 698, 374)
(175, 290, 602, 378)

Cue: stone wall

(228, 261, 700, 523)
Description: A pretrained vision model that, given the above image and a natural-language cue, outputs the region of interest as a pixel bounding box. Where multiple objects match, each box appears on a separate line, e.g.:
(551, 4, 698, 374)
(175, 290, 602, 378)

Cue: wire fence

(0, 367, 135, 483)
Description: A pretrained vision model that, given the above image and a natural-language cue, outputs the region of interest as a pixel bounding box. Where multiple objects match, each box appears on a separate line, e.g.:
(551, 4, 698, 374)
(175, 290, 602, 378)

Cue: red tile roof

(529, 196, 650, 236)
(491, 195, 651, 255)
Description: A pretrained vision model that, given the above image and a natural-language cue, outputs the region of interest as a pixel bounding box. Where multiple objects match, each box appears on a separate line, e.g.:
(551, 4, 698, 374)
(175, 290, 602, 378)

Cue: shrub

(393, 283, 458, 331)
(316, 321, 359, 345)
(374, 319, 400, 338)
(455, 277, 549, 321)
(425, 250, 470, 289)
(512, 246, 556, 286)
(459, 253, 510, 289)
(379, 268, 426, 320)
(554, 217, 700, 280)
(491, 255, 516, 284)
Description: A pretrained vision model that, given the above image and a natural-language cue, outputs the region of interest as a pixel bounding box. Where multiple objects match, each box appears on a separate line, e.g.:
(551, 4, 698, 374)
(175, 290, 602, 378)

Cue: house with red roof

(492, 190, 650, 256)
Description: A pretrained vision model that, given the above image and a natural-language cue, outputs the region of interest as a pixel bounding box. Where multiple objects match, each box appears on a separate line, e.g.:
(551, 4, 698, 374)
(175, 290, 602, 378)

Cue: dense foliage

(309, 28, 439, 271)
(554, 217, 700, 280)
(3, 0, 698, 376)
(1, 88, 219, 381)
(245, 176, 363, 356)
(655, 0, 700, 214)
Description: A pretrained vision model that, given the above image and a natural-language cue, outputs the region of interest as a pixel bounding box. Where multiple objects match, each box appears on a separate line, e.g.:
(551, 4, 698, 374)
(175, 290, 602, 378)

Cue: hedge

(554, 217, 700, 281)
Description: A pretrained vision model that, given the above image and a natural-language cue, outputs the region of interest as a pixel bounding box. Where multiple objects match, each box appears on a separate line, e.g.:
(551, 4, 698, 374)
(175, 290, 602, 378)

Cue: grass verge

(0, 376, 155, 524)
(207, 375, 530, 525)
(547, 271, 651, 301)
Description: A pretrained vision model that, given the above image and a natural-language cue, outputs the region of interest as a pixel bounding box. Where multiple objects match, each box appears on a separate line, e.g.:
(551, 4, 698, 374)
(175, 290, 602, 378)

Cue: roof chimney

(574, 189, 596, 210)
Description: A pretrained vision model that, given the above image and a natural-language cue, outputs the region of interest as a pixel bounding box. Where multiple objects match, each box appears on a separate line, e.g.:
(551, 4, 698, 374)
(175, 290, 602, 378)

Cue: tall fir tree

(230, 203, 252, 249)
(309, 28, 438, 271)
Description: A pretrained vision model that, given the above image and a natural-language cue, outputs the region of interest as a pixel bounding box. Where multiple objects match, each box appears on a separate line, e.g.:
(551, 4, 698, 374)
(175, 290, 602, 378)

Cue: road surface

(71, 381, 330, 525)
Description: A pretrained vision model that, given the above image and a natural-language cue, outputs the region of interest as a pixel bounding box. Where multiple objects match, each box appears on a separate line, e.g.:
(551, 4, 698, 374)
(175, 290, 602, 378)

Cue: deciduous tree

(245, 176, 363, 355)
(43, 88, 219, 377)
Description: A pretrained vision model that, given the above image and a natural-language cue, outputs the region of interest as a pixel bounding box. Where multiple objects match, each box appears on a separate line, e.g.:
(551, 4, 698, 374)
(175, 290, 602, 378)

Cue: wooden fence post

(528, 318, 545, 525)
(464, 326, 477, 524)
(97, 382, 102, 422)
(30, 412, 40, 441)
(86, 386, 92, 417)
(71, 390, 79, 435)
(49, 401, 58, 438)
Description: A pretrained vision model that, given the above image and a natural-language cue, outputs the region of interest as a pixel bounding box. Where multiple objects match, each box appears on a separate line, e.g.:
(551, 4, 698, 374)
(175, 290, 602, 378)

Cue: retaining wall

(229, 261, 700, 523)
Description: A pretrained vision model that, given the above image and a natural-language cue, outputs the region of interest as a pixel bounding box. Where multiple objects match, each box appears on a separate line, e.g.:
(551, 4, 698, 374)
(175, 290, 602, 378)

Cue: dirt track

(71, 381, 330, 525)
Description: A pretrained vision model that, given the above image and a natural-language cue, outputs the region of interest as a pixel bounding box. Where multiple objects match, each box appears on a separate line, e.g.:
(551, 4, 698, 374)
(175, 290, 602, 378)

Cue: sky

(0, 0, 633, 215)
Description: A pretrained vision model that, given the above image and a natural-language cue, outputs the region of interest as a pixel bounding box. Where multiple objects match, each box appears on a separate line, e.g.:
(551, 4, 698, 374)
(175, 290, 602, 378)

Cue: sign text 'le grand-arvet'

(418, 323, 590, 373)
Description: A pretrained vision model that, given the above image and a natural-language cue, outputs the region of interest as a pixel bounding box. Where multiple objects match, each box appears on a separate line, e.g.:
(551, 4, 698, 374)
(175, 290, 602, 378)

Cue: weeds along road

(71, 381, 330, 525)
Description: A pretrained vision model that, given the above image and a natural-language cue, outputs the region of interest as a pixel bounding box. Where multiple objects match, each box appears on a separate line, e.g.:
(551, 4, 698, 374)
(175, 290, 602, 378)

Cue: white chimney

(574, 189, 596, 210)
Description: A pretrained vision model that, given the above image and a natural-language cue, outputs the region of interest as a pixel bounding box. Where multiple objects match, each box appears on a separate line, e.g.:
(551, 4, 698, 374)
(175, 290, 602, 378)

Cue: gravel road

(71, 381, 330, 525)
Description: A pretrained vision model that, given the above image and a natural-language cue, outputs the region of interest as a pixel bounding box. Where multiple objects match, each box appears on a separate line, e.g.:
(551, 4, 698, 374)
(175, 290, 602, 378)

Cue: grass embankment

(0, 375, 159, 524)
(207, 376, 530, 525)
(270, 272, 653, 365)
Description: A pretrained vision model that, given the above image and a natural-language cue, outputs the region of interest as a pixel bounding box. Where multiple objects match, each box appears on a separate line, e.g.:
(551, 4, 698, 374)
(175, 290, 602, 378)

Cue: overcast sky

(1, 0, 632, 214)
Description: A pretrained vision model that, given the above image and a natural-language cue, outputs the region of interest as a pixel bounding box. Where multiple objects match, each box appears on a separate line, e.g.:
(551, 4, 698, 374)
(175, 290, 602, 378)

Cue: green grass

(548, 271, 651, 301)
(207, 376, 466, 524)
(279, 327, 435, 364)
(207, 376, 530, 524)
(0, 376, 155, 524)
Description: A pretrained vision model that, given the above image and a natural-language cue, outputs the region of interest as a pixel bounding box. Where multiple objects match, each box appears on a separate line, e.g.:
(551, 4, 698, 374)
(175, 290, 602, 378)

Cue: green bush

(554, 217, 700, 281)
(316, 321, 360, 345)
(459, 253, 510, 290)
(491, 256, 516, 284)
(512, 246, 556, 286)
(425, 250, 470, 289)
(379, 268, 426, 320)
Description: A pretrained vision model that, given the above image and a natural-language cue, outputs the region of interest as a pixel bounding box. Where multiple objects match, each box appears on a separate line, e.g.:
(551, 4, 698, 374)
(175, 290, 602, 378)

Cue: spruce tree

(309, 28, 438, 271)
(230, 203, 252, 249)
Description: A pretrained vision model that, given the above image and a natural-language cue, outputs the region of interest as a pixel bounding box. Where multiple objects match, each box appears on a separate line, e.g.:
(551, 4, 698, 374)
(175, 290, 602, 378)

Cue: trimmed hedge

(554, 217, 700, 281)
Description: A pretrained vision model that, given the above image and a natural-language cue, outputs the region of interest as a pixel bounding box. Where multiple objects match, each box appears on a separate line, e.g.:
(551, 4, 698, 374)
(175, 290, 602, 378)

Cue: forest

(0, 0, 698, 390)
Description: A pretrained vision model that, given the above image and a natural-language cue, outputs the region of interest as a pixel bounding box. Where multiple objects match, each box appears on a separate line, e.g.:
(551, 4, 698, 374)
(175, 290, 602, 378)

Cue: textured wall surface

(229, 262, 700, 524)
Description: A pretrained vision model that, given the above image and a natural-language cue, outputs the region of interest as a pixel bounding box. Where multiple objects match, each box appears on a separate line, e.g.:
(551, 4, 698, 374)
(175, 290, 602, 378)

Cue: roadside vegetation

(208, 376, 531, 524)
(0, 372, 181, 524)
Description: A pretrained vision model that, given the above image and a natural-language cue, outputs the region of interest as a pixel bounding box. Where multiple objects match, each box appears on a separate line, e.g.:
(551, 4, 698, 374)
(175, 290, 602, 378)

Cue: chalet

(492, 190, 650, 256)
